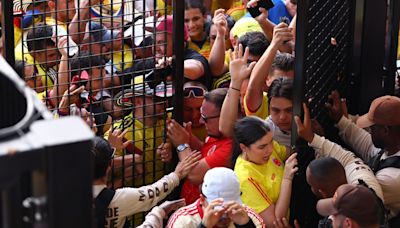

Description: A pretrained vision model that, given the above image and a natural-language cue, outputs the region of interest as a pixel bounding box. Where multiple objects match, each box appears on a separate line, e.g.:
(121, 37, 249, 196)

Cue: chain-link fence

(5, 0, 183, 226)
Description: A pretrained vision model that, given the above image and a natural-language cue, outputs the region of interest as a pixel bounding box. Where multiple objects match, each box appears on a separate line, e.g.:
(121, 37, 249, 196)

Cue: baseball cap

(230, 17, 263, 39)
(115, 81, 174, 107)
(356, 95, 400, 128)
(201, 167, 242, 205)
(124, 17, 154, 46)
(89, 22, 120, 43)
(156, 15, 189, 42)
(316, 184, 380, 226)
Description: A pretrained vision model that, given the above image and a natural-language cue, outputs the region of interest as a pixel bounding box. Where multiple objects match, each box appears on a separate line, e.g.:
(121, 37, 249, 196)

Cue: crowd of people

(4, 0, 400, 227)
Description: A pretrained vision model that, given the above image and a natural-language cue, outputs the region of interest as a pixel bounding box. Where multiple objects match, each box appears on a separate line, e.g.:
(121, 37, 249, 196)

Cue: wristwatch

(176, 143, 190, 153)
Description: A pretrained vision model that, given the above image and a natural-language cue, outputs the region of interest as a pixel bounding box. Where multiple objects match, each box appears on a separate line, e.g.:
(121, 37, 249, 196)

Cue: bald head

(307, 157, 347, 198)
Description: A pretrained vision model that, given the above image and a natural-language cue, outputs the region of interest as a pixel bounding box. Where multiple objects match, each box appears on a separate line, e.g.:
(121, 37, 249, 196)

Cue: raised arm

(68, 0, 101, 44)
(209, 9, 229, 77)
(219, 44, 256, 137)
(245, 22, 293, 114)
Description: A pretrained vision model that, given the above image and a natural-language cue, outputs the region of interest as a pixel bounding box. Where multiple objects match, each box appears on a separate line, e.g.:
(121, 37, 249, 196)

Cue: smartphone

(247, 0, 275, 18)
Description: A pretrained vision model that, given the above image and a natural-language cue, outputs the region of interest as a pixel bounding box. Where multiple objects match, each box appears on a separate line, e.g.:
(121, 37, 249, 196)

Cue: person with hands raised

(324, 91, 400, 221)
(244, 22, 294, 122)
(209, 8, 230, 77)
(232, 116, 298, 227)
(294, 103, 384, 200)
(167, 167, 264, 228)
(219, 43, 256, 138)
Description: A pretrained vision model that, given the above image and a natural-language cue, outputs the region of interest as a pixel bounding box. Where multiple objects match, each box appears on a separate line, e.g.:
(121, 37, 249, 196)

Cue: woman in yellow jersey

(232, 116, 298, 227)
(185, 0, 212, 59)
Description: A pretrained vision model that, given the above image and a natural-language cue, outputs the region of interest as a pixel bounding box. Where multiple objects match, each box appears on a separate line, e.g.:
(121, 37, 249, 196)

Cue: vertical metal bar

(384, 0, 400, 94)
(173, 0, 184, 124)
(291, 0, 310, 146)
(1, 0, 15, 66)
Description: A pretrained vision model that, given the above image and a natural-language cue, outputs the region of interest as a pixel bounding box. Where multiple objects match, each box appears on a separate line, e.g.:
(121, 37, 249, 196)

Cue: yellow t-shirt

(243, 92, 269, 119)
(188, 39, 211, 60)
(234, 140, 287, 213)
(226, 5, 247, 22)
(156, 0, 173, 16)
(111, 44, 134, 72)
(105, 113, 165, 186)
(15, 17, 67, 90)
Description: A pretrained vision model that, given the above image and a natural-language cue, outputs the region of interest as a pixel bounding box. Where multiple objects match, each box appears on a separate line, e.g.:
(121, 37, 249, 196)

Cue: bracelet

(229, 87, 241, 92)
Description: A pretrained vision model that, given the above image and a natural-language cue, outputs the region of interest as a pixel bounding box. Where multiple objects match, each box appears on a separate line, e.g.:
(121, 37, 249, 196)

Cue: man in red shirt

(167, 88, 232, 204)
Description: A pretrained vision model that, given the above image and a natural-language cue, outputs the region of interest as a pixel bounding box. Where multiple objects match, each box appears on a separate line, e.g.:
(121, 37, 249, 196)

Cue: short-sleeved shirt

(268, 0, 293, 24)
(244, 92, 269, 119)
(105, 113, 166, 186)
(234, 140, 287, 213)
(180, 136, 232, 204)
(15, 17, 67, 90)
(184, 48, 212, 90)
(188, 39, 211, 60)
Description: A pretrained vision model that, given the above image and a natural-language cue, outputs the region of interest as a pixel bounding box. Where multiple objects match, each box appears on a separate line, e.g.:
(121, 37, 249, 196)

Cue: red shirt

(180, 136, 232, 204)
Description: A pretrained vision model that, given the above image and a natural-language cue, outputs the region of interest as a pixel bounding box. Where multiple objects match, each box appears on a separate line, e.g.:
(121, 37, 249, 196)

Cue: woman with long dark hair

(232, 116, 298, 227)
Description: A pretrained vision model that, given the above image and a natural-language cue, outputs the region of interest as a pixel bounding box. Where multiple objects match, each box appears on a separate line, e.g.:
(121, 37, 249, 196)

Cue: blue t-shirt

(268, 0, 292, 24)
(243, 0, 292, 24)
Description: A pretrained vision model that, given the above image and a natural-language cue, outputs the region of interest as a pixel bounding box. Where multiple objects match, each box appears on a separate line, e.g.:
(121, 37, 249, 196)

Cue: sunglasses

(184, 86, 206, 98)
(201, 113, 220, 123)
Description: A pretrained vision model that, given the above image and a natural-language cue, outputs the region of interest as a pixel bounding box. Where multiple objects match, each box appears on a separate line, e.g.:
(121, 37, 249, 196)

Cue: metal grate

(4, 0, 181, 226)
(294, 0, 353, 127)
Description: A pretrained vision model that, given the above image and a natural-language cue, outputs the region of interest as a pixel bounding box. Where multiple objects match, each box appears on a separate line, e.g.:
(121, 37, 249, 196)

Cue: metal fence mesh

(8, 0, 177, 226)
(297, 0, 352, 126)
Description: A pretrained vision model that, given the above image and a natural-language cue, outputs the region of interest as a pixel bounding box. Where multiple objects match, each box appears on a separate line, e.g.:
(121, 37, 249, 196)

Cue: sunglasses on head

(184, 86, 206, 98)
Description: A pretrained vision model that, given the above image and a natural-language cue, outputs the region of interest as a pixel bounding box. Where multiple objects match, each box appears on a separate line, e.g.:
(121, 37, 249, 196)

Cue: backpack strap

(95, 188, 116, 228)
(376, 156, 400, 172)
(368, 150, 385, 173)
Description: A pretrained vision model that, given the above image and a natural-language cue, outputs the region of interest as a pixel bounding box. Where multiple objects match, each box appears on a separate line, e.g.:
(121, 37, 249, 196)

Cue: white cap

(202, 168, 242, 204)
(124, 17, 154, 46)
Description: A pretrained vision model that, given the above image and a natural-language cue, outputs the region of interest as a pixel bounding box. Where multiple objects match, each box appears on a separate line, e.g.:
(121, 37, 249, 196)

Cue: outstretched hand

(325, 90, 348, 123)
(174, 151, 202, 180)
(229, 44, 257, 85)
(294, 103, 315, 143)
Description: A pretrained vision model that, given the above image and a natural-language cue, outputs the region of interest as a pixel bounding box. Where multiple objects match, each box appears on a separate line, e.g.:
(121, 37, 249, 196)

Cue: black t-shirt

(184, 48, 212, 90)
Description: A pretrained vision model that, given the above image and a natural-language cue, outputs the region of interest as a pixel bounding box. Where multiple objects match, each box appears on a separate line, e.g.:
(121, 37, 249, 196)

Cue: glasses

(184, 86, 206, 98)
(201, 113, 220, 123)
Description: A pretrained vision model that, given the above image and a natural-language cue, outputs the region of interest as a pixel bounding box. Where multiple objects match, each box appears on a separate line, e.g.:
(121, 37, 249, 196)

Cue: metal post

(172, 0, 184, 124)
(1, 0, 15, 66)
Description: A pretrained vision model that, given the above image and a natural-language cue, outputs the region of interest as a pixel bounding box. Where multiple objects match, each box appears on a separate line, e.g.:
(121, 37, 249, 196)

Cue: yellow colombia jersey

(111, 44, 134, 72)
(14, 17, 67, 90)
(188, 39, 211, 60)
(234, 140, 287, 214)
(156, 0, 173, 16)
(243, 92, 269, 119)
(105, 113, 165, 186)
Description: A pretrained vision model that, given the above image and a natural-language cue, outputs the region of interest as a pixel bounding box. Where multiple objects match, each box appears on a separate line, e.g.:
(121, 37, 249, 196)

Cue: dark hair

(204, 88, 228, 110)
(267, 78, 293, 104)
(238, 31, 269, 57)
(27, 23, 54, 52)
(231, 116, 271, 166)
(70, 51, 104, 78)
(14, 60, 26, 79)
(91, 137, 114, 180)
(185, 0, 207, 15)
(271, 53, 295, 74)
(308, 157, 346, 192)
